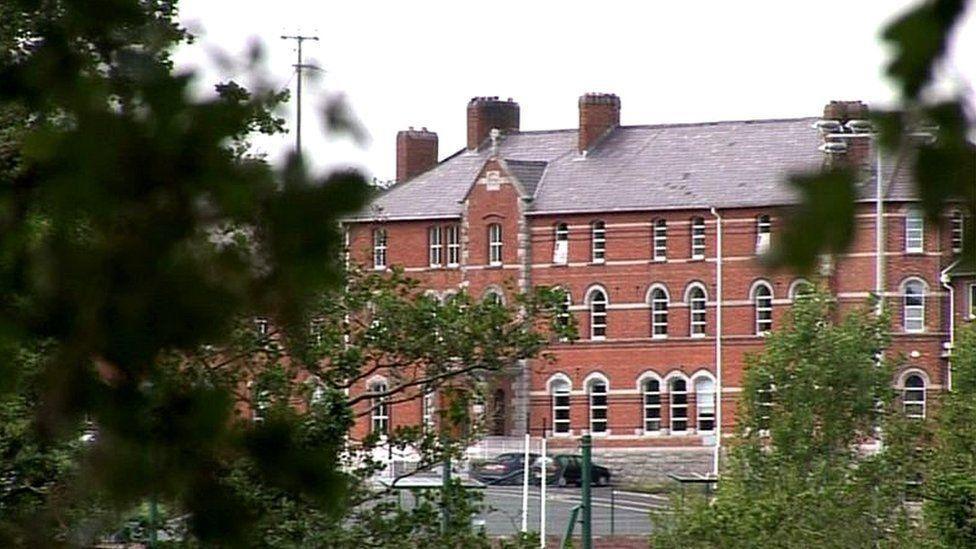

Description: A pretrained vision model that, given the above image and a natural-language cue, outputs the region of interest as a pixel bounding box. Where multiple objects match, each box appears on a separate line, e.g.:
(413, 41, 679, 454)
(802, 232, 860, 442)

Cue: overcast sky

(173, 1, 976, 182)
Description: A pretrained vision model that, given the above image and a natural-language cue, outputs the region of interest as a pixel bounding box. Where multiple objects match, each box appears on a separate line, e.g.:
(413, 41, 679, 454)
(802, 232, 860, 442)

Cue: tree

(651, 290, 928, 548)
(0, 0, 370, 544)
(924, 325, 976, 547)
(178, 266, 569, 547)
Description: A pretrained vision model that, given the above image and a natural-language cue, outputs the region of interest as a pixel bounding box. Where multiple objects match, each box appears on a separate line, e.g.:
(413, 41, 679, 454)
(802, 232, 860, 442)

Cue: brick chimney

(467, 97, 520, 151)
(396, 127, 438, 183)
(821, 100, 871, 171)
(578, 93, 621, 154)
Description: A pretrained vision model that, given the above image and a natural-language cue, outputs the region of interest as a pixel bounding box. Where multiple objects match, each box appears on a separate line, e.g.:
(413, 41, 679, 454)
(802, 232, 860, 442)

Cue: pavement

(477, 485, 667, 538)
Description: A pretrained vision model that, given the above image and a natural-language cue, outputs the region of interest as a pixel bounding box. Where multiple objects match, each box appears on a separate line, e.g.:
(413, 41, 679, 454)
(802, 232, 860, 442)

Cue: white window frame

(591, 221, 606, 263)
(951, 211, 964, 254)
(753, 281, 773, 335)
(557, 289, 572, 332)
(446, 224, 460, 267)
(641, 376, 662, 433)
(422, 387, 436, 431)
(484, 287, 505, 306)
(587, 287, 608, 340)
(902, 372, 926, 419)
(369, 380, 389, 435)
(902, 278, 926, 333)
(970, 284, 976, 320)
(694, 376, 716, 433)
(687, 284, 707, 337)
(905, 208, 924, 253)
(587, 376, 609, 435)
(653, 219, 667, 261)
(691, 217, 706, 259)
(488, 223, 503, 266)
(669, 377, 689, 433)
(549, 376, 572, 436)
(756, 214, 771, 254)
(650, 286, 669, 338)
(254, 316, 269, 337)
(554, 222, 569, 265)
(372, 228, 387, 269)
(428, 225, 443, 267)
(789, 278, 814, 301)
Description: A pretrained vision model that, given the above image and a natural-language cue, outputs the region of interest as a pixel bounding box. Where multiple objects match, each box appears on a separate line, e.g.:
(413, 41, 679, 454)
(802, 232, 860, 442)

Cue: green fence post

(561, 505, 581, 548)
(581, 434, 591, 549)
(441, 456, 451, 533)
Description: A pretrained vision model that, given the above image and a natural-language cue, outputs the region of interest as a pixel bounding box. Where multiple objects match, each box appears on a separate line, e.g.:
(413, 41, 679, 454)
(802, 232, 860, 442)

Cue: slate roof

(348, 117, 920, 222)
(504, 159, 548, 197)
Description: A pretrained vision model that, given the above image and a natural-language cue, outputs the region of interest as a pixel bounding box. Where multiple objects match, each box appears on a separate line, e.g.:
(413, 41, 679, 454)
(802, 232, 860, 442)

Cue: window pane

(592, 221, 606, 262)
(905, 209, 924, 252)
(654, 220, 667, 260)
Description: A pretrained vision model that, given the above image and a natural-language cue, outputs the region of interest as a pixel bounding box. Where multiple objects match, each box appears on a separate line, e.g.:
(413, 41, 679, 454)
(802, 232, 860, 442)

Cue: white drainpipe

(710, 207, 723, 476)
(941, 262, 957, 391)
(875, 138, 885, 317)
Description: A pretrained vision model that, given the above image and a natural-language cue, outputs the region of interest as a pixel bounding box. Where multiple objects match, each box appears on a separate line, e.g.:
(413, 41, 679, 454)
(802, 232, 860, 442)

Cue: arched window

(488, 223, 503, 265)
(905, 208, 924, 253)
(789, 279, 814, 301)
(554, 222, 569, 264)
(903, 279, 926, 332)
(587, 376, 609, 434)
(653, 219, 667, 261)
(951, 210, 964, 254)
(753, 282, 773, 334)
(428, 225, 443, 267)
(669, 377, 688, 433)
(372, 228, 387, 269)
(587, 287, 608, 340)
(691, 217, 706, 259)
(369, 379, 389, 435)
(483, 287, 505, 306)
(903, 373, 926, 419)
(642, 376, 662, 433)
(550, 376, 572, 435)
(688, 285, 707, 337)
(591, 221, 606, 263)
(695, 376, 716, 432)
(650, 286, 669, 338)
(756, 214, 771, 254)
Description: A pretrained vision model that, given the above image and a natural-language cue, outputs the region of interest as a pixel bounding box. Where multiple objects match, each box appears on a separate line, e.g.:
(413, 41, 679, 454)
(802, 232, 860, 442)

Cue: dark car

(471, 452, 541, 485)
(532, 454, 611, 487)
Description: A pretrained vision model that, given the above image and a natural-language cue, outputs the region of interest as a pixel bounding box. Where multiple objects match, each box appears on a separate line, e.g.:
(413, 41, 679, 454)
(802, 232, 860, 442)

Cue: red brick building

(343, 94, 973, 480)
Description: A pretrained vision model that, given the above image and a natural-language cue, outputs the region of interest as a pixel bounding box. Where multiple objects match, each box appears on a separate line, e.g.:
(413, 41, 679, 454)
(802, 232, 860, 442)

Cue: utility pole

(280, 34, 319, 155)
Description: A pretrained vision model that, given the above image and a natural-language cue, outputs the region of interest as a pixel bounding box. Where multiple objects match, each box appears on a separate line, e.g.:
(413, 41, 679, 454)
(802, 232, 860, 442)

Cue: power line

(280, 34, 319, 155)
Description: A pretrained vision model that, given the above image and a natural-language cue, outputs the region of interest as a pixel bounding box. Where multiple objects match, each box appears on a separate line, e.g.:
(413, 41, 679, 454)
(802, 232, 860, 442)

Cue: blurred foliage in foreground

(769, 0, 974, 274)
(0, 0, 323, 545)
(0, 0, 571, 546)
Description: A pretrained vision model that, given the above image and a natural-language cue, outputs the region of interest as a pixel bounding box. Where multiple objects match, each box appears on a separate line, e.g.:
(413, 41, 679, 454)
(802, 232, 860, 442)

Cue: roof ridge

(511, 116, 817, 136)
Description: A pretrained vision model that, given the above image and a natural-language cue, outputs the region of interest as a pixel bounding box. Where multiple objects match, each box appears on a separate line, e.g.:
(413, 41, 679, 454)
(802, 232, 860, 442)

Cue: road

(477, 485, 667, 537)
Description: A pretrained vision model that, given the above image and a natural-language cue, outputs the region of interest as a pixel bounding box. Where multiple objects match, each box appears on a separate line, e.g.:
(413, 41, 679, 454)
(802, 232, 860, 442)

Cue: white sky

(173, 0, 976, 182)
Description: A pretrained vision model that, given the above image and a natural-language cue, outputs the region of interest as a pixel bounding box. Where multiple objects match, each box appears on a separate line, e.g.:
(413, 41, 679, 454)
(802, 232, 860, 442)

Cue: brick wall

(344, 180, 956, 449)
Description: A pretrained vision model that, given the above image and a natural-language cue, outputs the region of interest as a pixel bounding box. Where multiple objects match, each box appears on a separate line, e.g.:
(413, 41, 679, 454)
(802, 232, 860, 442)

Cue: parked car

(471, 452, 541, 485)
(532, 454, 611, 487)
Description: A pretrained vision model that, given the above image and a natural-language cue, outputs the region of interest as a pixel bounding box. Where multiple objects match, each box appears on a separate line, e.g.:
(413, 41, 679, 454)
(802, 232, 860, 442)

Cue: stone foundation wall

(590, 447, 714, 485)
